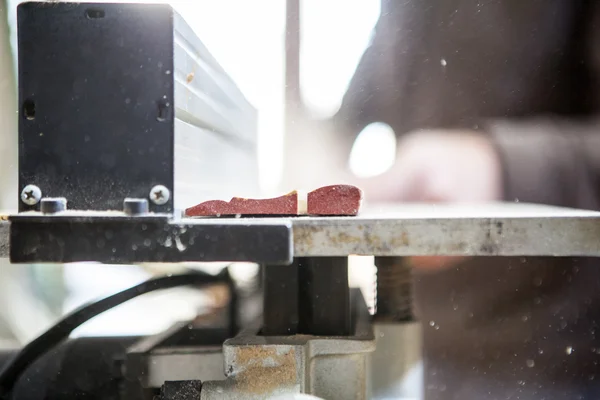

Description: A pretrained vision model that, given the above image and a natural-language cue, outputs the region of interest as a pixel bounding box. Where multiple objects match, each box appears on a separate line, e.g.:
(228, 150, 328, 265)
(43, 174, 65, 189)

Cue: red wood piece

(185, 185, 363, 217)
(307, 185, 363, 216)
(185, 191, 298, 217)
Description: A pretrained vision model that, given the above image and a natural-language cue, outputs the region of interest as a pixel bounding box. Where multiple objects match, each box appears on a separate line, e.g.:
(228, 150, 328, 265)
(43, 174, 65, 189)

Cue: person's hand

(362, 129, 502, 202)
(360, 129, 503, 270)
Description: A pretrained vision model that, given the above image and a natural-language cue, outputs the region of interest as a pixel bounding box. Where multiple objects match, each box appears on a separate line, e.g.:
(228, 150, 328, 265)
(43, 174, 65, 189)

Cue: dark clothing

(335, 1, 600, 399)
(337, 0, 600, 210)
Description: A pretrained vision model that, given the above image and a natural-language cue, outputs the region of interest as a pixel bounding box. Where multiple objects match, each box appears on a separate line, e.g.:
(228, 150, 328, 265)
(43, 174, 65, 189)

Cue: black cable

(0, 271, 231, 398)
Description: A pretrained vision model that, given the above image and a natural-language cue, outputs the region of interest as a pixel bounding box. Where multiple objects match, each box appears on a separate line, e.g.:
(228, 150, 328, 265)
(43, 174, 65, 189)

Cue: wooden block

(185, 191, 298, 216)
(307, 185, 363, 216)
(184, 185, 363, 217)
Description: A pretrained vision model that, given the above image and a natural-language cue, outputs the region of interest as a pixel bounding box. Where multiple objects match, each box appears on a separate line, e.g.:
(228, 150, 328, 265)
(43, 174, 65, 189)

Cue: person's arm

(365, 0, 600, 211)
(487, 118, 600, 209)
(485, 0, 600, 210)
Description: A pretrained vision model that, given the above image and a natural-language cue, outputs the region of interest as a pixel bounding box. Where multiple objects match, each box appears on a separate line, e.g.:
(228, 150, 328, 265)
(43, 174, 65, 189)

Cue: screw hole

(157, 100, 171, 122)
(22, 99, 35, 120)
(85, 8, 105, 19)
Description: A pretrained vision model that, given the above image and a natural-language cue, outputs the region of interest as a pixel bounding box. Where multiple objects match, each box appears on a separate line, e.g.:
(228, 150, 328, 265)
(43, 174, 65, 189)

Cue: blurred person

(327, 1, 600, 399)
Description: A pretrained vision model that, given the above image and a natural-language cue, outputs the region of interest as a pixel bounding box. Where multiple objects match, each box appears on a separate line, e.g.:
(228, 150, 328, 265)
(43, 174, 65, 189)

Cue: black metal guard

(18, 2, 175, 212)
(9, 214, 293, 265)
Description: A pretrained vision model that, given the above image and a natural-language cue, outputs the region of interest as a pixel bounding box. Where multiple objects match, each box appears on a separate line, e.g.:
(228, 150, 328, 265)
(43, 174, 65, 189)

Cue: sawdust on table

(234, 346, 297, 395)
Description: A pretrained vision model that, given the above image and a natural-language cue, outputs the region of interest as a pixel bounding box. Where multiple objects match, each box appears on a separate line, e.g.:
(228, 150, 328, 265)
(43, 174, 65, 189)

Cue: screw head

(21, 185, 42, 206)
(149, 185, 170, 206)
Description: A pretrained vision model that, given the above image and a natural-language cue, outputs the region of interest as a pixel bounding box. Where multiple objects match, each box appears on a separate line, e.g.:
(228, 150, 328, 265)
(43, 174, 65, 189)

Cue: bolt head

(21, 185, 42, 206)
(40, 197, 67, 214)
(149, 185, 170, 206)
(124, 198, 149, 215)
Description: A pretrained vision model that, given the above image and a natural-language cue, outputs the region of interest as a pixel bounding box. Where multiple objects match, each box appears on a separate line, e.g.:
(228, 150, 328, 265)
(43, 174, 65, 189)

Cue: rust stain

(233, 346, 297, 395)
(186, 72, 195, 83)
(401, 231, 409, 246)
(295, 225, 392, 252)
(362, 230, 382, 248)
(390, 231, 410, 248)
(329, 231, 362, 246)
(449, 241, 467, 252)
(293, 225, 320, 249)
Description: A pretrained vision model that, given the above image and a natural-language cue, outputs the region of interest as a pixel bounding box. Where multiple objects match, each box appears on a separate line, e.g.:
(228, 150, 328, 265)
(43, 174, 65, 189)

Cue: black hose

(0, 270, 232, 398)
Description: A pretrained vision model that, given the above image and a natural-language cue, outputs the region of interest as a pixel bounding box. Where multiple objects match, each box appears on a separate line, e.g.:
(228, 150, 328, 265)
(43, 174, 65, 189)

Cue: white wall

(0, 0, 17, 211)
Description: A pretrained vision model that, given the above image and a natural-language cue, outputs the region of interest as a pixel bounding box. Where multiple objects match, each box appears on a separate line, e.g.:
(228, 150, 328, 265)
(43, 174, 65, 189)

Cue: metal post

(262, 263, 299, 335)
(298, 257, 350, 336)
(371, 257, 423, 400)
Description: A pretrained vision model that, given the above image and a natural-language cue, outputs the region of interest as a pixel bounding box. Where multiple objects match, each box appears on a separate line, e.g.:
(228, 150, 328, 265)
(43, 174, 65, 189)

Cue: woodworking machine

(1, 2, 600, 399)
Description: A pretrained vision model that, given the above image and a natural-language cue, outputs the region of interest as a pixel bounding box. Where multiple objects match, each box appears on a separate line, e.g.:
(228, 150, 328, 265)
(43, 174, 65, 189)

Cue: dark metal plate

(18, 2, 175, 212)
(9, 214, 292, 265)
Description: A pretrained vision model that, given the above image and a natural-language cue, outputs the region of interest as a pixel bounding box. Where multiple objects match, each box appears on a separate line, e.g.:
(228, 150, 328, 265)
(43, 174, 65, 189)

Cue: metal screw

(374, 257, 413, 322)
(124, 198, 149, 215)
(40, 197, 67, 214)
(21, 185, 42, 206)
(149, 185, 170, 206)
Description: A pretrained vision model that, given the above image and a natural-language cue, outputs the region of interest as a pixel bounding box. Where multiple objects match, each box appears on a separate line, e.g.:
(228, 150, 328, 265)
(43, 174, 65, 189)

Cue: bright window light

(300, 0, 380, 118)
(349, 122, 397, 178)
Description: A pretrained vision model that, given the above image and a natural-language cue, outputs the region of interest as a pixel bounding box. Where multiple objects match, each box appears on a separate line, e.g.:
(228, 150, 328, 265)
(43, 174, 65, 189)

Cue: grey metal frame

(3, 203, 600, 261)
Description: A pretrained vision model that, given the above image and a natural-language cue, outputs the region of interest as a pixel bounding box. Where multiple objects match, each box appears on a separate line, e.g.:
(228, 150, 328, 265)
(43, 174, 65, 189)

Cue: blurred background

(0, 0, 383, 346)
(5, 2, 600, 399)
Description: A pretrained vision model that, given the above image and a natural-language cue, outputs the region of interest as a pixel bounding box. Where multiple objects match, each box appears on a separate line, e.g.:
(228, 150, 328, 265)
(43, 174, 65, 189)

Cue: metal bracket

(9, 213, 293, 265)
(202, 290, 375, 400)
